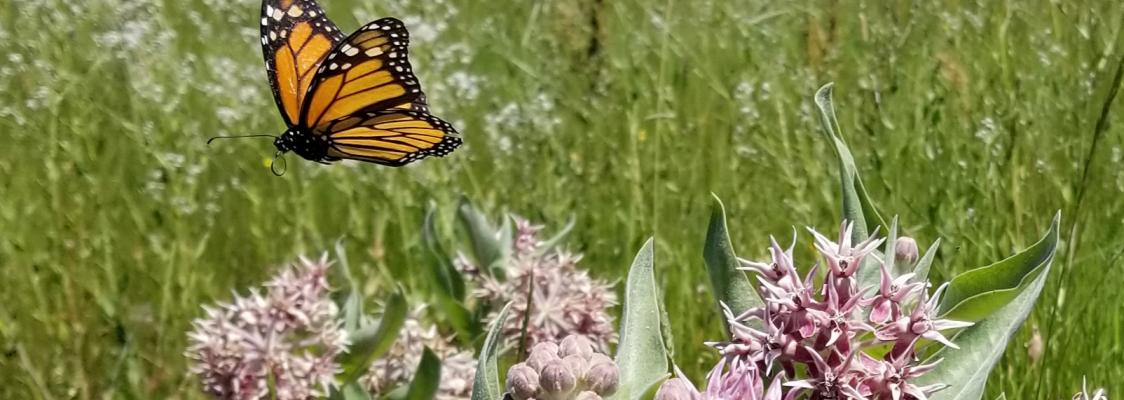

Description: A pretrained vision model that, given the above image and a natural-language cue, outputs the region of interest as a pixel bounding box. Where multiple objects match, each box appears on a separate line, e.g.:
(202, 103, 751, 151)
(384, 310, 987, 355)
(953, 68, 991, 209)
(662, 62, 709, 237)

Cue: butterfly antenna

(206, 134, 276, 145)
(270, 151, 287, 176)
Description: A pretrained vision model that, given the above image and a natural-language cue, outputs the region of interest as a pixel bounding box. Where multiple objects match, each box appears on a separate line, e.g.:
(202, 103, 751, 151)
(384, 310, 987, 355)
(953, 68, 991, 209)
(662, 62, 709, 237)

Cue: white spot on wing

(287, 5, 303, 17)
(365, 47, 384, 57)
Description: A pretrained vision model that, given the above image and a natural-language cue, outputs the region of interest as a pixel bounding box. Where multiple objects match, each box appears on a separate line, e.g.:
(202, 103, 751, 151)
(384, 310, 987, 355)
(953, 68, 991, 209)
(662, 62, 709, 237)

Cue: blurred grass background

(1, 0, 1122, 398)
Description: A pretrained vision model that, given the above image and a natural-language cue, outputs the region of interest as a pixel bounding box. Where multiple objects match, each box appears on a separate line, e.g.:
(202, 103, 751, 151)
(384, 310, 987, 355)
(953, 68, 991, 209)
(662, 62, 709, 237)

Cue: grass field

(1, 0, 1123, 398)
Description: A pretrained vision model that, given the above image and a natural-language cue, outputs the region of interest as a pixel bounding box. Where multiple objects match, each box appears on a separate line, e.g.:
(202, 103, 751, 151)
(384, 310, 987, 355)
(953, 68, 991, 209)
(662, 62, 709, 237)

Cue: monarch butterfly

(212, 0, 461, 173)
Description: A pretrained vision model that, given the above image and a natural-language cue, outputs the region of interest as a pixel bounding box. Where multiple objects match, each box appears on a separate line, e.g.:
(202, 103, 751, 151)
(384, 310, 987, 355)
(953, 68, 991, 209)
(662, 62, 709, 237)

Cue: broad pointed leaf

(423, 205, 466, 301)
(912, 238, 941, 284)
(610, 239, 670, 400)
(471, 302, 513, 400)
(703, 194, 761, 331)
(457, 198, 510, 280)
(813, 83, 888, 241)
(938, 213, 1060, 322)
(340, 288, 408, 382)
(405, 348, 442, 400)
(916, 213, 1060, 400)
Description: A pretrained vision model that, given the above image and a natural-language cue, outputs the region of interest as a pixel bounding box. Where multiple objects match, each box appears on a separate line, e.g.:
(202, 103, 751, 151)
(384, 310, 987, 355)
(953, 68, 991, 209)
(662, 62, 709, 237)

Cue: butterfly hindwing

(260, 0, 344, 126)
(300, 17, 423, 129)
(324, 109, 461, 166)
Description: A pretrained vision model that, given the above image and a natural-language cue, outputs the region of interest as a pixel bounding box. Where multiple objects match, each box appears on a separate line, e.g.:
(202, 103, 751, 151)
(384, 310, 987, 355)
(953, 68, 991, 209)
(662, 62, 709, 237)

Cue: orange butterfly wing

(298, 18, 423, 129)
(260, 0, 344, 126)
(323, 109, 462, 166)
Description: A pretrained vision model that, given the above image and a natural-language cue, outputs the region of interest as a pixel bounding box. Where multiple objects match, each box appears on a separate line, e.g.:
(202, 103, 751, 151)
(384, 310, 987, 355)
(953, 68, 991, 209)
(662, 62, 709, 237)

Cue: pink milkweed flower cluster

(457, 217, 617, 351)
(185, 255, 349, 400)
(664, 222, 971, 400)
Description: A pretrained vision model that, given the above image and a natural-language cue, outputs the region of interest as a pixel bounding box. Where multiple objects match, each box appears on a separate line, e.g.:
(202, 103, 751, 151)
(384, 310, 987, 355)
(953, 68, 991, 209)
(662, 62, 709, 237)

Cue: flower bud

(505, 363, 540, 400)
(539, 364, 577, 397)
(586, 353, 613, 369)
(584, 362, 619, 395)
(559, 335, 594, 359)
(527, 344, 562, 372)
(654, 378, 696, 400)
(574, 391, 603, 400)
(895, 236, 919, 266)
(562, 355, 588, 381)
(532, 341, 561, 357)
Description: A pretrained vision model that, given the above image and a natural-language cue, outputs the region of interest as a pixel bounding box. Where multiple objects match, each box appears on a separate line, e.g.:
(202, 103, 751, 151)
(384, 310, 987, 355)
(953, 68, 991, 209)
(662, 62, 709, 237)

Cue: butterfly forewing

(260, 0, 344, 126)
(324, 109, 461, 166)
(299, 18, 423, 129)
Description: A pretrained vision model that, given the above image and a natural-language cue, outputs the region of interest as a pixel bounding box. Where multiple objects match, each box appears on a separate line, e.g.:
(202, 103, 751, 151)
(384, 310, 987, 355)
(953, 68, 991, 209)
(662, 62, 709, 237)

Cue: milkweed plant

(185, 84, 1088, 400)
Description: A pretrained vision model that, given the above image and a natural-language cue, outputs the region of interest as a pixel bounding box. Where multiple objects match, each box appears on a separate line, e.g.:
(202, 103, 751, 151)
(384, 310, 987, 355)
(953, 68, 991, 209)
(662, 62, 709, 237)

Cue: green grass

(1, 0, 1122, 398)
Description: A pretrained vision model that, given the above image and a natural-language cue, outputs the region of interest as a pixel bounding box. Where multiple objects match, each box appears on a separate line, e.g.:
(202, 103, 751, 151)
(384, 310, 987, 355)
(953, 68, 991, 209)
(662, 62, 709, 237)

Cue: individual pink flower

(784, 346, 866, 400)
(864, 262, 923, 325)
(875, 283, 973, 354)
(855, 353, 946, 400)
(809, 222, 884, 280)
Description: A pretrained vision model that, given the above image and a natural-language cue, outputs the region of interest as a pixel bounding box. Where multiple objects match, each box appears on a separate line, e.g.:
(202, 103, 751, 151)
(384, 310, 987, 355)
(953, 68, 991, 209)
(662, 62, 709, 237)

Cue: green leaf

(340, 288, 408, 383)
(334, 241, 363, 333)
(405, 348, 442, 400)
(813, 82, 888, 250)
(702, 194, 761, 331)
(883, 217, 902, 277)
(912, 238, 941, 283)
(938, 213, 1061, 322)
(329, 382, 371, 400)
(536, 214, 576, 255)
(457, 197, 510, 280)
(423, 205, 466, 301)
(471, 302, 513, 400)
(610, 239, 670, 400)
(916, 213, 1060, 400)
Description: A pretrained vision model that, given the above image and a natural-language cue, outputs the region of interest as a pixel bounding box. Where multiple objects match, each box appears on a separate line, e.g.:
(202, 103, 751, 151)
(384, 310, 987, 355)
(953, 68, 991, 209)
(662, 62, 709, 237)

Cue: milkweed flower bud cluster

(660, 222, 971, 399)
(505, 335, 620, 400)
(458, 217, 617, 351)
(361, 308, 476, 399)
(185, 255, 348, 400)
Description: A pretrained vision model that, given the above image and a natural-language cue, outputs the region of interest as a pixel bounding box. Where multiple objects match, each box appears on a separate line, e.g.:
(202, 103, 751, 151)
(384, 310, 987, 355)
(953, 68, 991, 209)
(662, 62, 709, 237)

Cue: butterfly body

(274, 128, 330, 163)
(256, 0, 461, 168)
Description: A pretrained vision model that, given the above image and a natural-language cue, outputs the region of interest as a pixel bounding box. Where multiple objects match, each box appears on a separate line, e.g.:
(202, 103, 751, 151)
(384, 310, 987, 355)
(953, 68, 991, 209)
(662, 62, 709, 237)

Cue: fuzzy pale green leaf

(703, 194, 761, 331)
(813, 82, 888, 290)
(916, 213, 1059, 399)
(457, 197, 510, 279)
(471, 302, 512, 400)
(610, 238, 670, 400)
(938, 213, 1060, 322)
(813, 83, 888, 238)
(912, 238, 941, 284)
